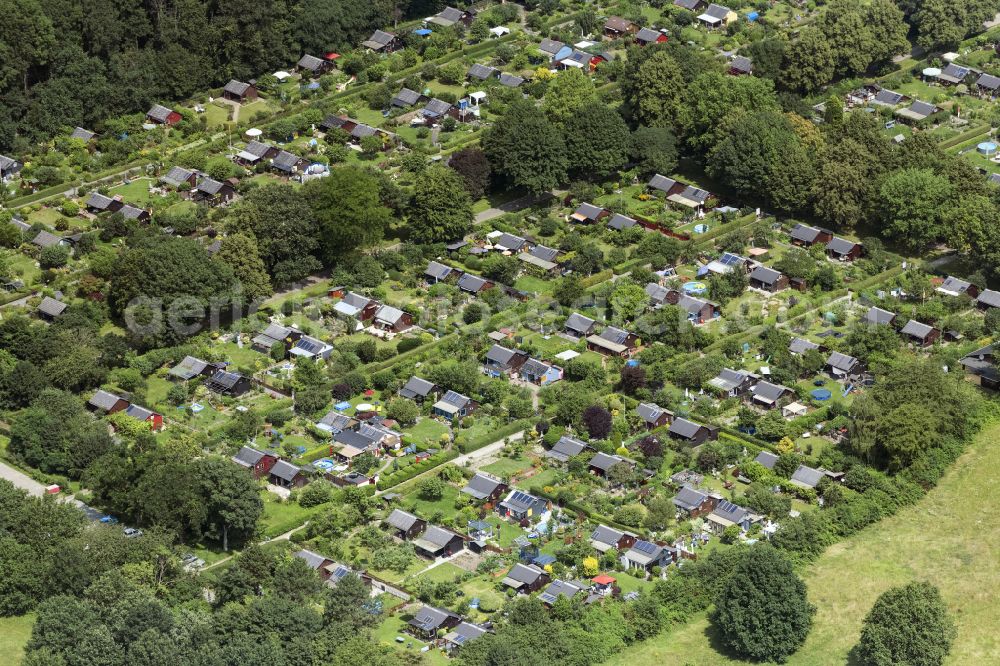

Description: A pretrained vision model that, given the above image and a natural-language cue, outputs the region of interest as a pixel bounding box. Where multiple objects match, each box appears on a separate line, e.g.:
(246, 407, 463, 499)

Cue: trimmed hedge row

(456, 419, 529, 454)
(376, 448, 459, 490)
(8, 180, 82, 208)
(938, 123, 990, 149)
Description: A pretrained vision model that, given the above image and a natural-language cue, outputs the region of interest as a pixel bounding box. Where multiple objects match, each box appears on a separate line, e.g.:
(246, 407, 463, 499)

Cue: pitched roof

(294, 549, 330, 569)
(901, 319, 935, 339)
(637, 402, 669, 424)
(873, 89, 904, 106)
(669, 417, 704, 439)
(826, 351, 859, 372)
(392, 87, 422, 107)
(457, 273, 489, 292)
(624, 540, 667, 565)
(604, 16, 634, 32)
(400, 375, 435, 399)
(729, 55, 752, 73)
(86, 192, 116, 210)
(147, 104, 174, 122)
(648, 173, 678, 192)
(499, 73, 524, 87)
(436, 390, 471, 410)
(749, 265, 783, 285)
(591, 524, 627, 546)
(789, 223, 828, 243)
(573, 202, 604, 220)
(708, 368, 755, 392)
(196, 177, 226, 195)
(462, 472, 504, 500)
(169, 355, 209, 379)
(270, 460, 304, 482)
(485, 344, 523, 366)
(826, 236, 859, 255)
(539, 579, 584, 604)
(607, 213, 637, 230)
(431, 6, 466, 24)
(70, 127, 95, 141)
(754, 450, 778, 470)
(414, 525, 462, 552)
(903, 100, 937, 118)
(673, 485, 708, 511)
(500, 489, 544, 513)
(243, 139, 274, 158)
(364, 29, 396, 48)
(223, 80, 252, 96)
(374, 304, 406, 325)
(710, 499, 748, 525)
(503, 563, 545, 585)
(938, 276, 972, 295)
(790, 464, 824, 488)
(468, 63, 497, 80)
(423, 98, 452, 116)
(538, 38, 565, 55)
(32, 230, 63, 248)
(205, 369, 246, 392)
(298, 54, 325, 71)
(387, 509, 422, 532)
(978, 289, 1000, 308)
(444, 622, 488, 646)
(636, 27, 662, 42)
(38, 296, 67, 317)
(564, 312, 596, 334)
(529, 245, 558, 263)
(494, 233, 526, 252)
(865, 306, 896, 325)
(272, 150, 303, 171)
(89, 389, 124, 411)
(409, 605, 460, 631)
(120, 204, 147, 220)
(701, 3, 732, 20)
(233, 446, 270, 467)
(125, 404, 156, 421)
(750, 380, 791, 404)
(161, 166, 195, 186)
(547, 435, 589, 461)
(789, 337, 819, 354)
(590, 451, 627, 473)
(977, 73, 1000, 90)
(940, 63, 970, 82)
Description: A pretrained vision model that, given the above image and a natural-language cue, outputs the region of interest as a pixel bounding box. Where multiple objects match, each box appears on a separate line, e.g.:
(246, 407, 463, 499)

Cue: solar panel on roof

(510, 490, 534, 504)
(297, 339, 322, 354)
(539, 593, 556, 604)
(720, 253, 743, 266)
(633, 540, 657, 554)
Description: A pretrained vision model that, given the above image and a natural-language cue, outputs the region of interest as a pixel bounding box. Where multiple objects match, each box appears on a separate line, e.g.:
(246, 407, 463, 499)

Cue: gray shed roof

(790, 464, 824, 488)
(462, 472, 504, 500)
(387, 508, 421, 532)
(564, 312, 596, 334)
(38, 296, 67, 317)
(669, 417, 704, 439)
(648, 173, 677, 192)
(223, 80, 252, 96)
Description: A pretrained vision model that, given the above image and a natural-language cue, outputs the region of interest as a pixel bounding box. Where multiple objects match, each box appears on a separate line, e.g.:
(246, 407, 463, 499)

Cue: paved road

(0, 460, 46, 496)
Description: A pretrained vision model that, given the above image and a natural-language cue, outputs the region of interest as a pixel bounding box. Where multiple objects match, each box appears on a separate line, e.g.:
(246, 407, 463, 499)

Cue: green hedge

(376, 449, 459, 490)
(298, 443, 332, 463)
(456, 419, 529, 453)
(938, 123, 990, 149)
(8, 180, 83, 208)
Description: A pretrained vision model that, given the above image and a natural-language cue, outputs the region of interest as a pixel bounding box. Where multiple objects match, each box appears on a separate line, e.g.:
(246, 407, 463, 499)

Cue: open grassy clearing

(0, 613, 35, 665)
(604, 419, 1000, 665)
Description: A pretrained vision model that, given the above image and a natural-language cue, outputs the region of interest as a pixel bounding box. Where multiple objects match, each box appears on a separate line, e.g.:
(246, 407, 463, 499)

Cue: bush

(298, 481, 333, 507)
(856, 582, 955, 666)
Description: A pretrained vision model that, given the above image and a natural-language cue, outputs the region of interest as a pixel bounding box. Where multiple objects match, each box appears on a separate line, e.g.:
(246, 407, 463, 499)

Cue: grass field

(0, 614, 35, 665)
(604, 420, 1000, 665)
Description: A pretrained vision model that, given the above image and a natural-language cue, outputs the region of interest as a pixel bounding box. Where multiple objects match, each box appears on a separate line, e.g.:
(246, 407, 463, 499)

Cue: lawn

(0, 613, 35, 665)
(108, 177, 156, 206)
(401, 482, 462, 520)
(403, 418, 450, 447)
(480, 456, 535, 478)
(603, 420, 1000, 665)
(202, 103, 233, 128)
(259, 490, 317, 538)
(412, 561, 466, 584)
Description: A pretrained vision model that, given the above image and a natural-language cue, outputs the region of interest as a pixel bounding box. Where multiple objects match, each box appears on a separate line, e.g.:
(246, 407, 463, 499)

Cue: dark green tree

(712, 545, 815, 662)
